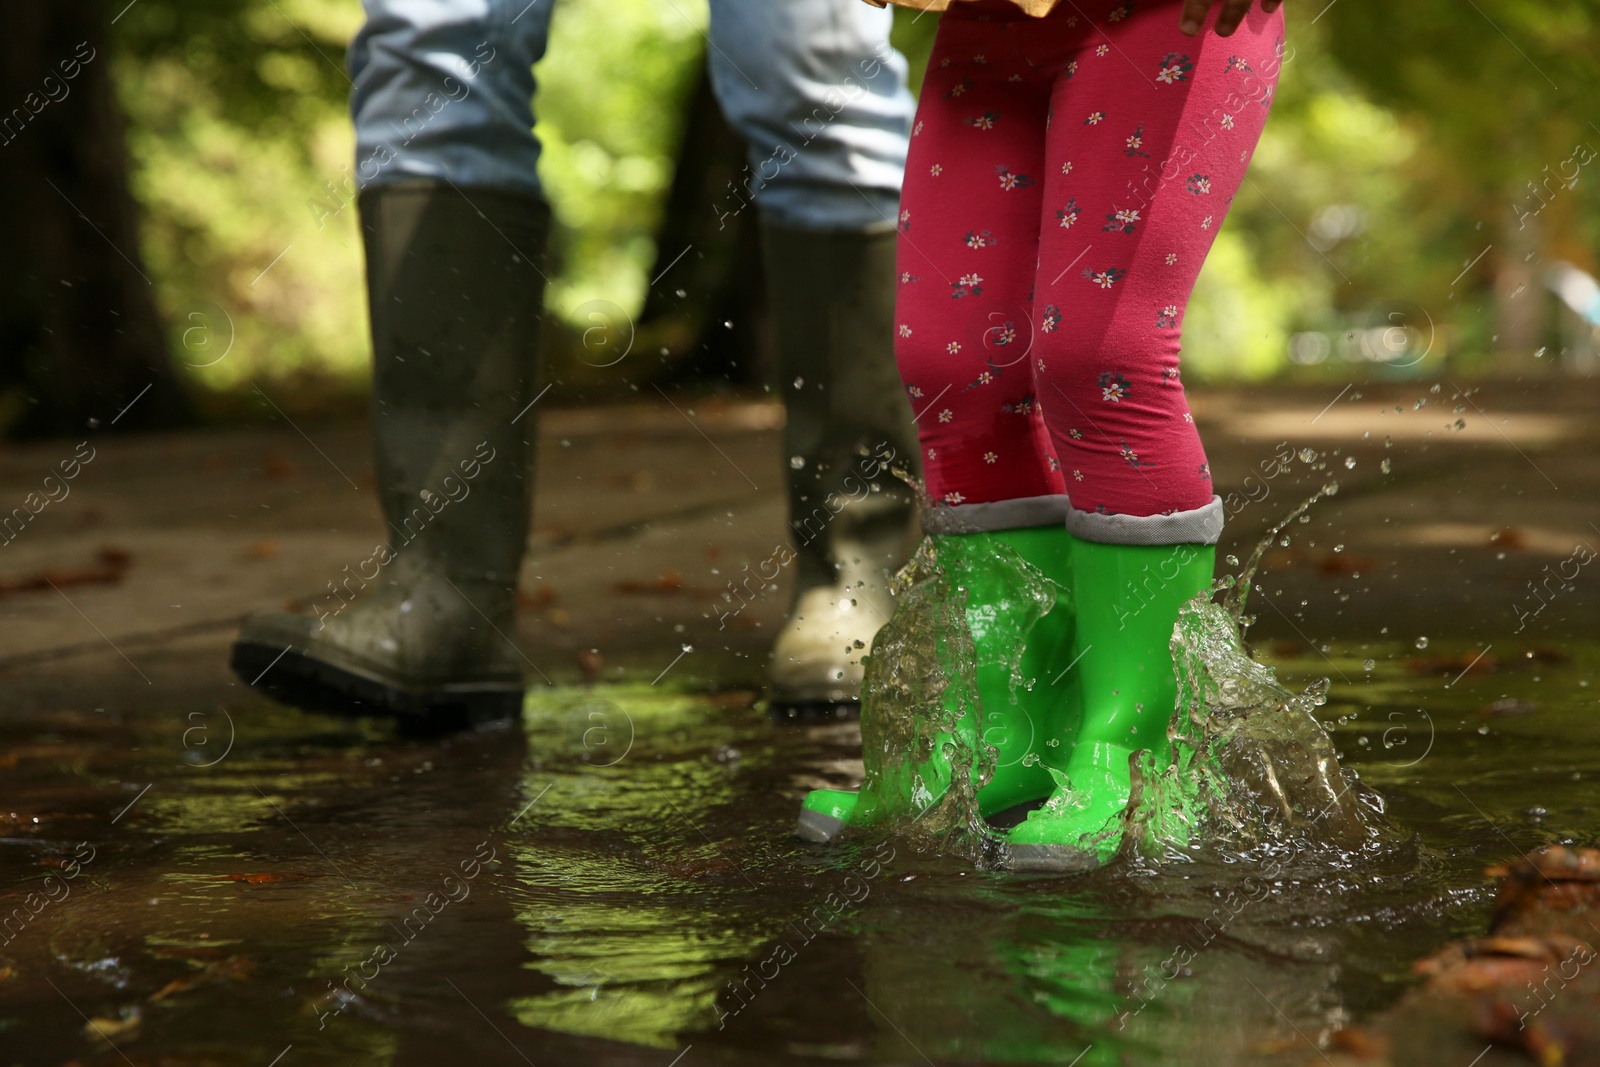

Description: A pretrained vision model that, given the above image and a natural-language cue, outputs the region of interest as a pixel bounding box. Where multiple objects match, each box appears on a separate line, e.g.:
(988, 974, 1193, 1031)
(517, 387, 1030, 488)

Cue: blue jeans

(348, 0, 914, 231)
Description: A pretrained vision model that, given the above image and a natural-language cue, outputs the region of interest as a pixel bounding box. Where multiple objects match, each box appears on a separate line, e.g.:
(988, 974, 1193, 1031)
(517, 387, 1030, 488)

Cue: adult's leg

(1009, 0, 1286, 866)
(233, 0, 557, 726)
(707, 0, 922, 714)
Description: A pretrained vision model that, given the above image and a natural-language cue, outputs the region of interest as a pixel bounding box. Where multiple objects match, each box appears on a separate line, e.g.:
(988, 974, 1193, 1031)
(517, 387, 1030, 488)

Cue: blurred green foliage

(108, 0, 1600, 409)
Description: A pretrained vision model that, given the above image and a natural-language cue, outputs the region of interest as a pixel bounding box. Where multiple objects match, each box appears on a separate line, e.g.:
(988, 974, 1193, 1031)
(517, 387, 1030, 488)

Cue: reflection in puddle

(1, 634, 1596, 1063)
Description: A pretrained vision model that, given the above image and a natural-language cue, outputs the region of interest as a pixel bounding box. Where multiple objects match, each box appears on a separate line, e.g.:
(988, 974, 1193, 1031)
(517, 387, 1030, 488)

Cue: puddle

(2, 635, 1597, 1064)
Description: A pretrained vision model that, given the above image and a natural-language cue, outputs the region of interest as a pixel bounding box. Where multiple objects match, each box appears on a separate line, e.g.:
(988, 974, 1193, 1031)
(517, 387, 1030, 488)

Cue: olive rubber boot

(231, 183, 548, 729)
(761, 223, 920, 720)
(1007, 539, 1216, 870)
(797, 520, 1075, 843)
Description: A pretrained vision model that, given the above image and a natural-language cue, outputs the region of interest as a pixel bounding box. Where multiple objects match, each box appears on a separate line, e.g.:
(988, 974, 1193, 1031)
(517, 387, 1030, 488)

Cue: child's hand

(1178, 0, 1283, 37)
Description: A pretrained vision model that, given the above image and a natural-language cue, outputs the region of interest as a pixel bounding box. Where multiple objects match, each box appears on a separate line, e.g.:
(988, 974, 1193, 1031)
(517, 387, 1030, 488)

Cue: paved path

(1, 378, 1595, 713)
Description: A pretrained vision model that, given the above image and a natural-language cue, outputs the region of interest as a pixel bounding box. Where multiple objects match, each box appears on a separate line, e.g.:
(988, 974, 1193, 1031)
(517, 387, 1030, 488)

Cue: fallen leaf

(614, 571, 684, 595)
(0, 546, 133, 597)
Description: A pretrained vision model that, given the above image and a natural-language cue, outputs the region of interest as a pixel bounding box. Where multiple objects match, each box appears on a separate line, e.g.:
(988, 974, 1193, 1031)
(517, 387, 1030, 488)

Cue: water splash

(855, 470, 1382, 866)
(1132, 481, 1382, 859)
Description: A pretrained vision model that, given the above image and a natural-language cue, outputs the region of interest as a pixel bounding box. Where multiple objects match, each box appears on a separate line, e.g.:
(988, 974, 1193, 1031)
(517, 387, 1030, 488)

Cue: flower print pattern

(996, 166, 1033, 190)
(951, 274, 984, 298)
(1124, 123, 1150, 158)
(899, 7, 1279, 517)
(1099, 372, 1131, 403)
(1104, 207, 1141, 234)
(1157, 53, 1194, 84)
(1084, 267, 1126, 289)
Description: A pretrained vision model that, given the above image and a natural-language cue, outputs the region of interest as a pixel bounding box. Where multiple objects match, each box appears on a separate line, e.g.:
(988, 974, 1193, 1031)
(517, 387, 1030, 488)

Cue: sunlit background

(6, 0, 1599, 433)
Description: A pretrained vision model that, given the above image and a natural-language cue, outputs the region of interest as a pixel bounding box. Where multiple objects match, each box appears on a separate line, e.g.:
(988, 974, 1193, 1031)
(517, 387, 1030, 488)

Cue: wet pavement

(3, 378, 1600, 1065)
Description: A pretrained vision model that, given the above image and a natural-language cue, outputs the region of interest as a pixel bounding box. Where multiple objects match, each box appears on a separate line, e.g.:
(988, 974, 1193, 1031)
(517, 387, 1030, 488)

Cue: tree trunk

(0, 0, 192, 439)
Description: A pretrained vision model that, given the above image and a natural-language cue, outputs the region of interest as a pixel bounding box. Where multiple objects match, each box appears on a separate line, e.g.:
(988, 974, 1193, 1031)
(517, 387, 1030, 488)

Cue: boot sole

(795, 808, 848, 844)
(231, 640, 523, 732)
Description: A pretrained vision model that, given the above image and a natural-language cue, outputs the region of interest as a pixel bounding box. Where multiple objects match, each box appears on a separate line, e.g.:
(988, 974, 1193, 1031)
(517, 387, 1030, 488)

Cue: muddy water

(1, 635, 1596, 1065)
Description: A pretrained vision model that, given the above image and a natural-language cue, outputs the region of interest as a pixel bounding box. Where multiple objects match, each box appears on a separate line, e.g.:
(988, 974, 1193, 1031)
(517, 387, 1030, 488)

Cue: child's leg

(1032, 2, 1285, 526)
(799, 11, 1078, 842)
(893, 9, 1063, 513)
(1010, 3, 1286, 865)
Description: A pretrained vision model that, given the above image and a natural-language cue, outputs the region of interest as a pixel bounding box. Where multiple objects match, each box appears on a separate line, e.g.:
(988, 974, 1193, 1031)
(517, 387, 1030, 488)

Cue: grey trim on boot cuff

(921, 494, 1075, 535)
(1065, 495, 1225, 546)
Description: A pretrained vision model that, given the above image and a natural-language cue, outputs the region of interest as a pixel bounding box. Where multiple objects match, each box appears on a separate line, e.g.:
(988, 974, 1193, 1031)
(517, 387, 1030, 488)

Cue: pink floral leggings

(895, 0, 1285, 529)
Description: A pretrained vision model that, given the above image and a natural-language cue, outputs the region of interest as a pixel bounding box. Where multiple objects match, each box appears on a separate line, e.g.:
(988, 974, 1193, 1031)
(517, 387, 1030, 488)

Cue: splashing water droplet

(1297, 448, 1317, 463)
(789, 456, 806, 470)
(1363, 658, 1376, 671)
(1333, 544, 1344, 552)
(1344, 456, 1357, 469)
(792, 377, 804, 389)
(1453, 418, 1466, 430)
(1224, 554, 1239, 567)
(1415, 637, 1429, 650)
(1279, 535, 1291, 547)
(1380, 458, 1392, 474)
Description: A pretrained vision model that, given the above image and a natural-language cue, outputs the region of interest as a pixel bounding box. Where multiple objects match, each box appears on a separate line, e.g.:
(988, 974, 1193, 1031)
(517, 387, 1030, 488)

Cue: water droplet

(1413, 398, 1427, 410)
(1021, 753, 1040, 767)
(1415, 636, 1429, 649)
(1380, 458, 1392, 474)
(789, 456, 806, 469)
(1297, 448, 1317, 463)
(1224, 554, 1239, 567)
(1344, 456, 1357, 469)
(674, 289, 687, 298)
(87, 417, 101, 429)
(792, 377, 804, 389)
(723, 320, 734, 330)
(1535, 346, 1547, 358)
(1430, 383, 1441, 394)
(1384, 435, 1393, 448)
(1453, 418, 1466, 430)
(1333, 544, 1344, 552)
(1279, 536, 1291, 547)
(1362, 658, 1376, 670)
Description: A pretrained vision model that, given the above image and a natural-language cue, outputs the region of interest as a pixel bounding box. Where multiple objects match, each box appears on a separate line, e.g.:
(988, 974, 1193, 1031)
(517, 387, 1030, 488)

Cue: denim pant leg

(349, 0, 554, 195)
(706, 0, 914, 233)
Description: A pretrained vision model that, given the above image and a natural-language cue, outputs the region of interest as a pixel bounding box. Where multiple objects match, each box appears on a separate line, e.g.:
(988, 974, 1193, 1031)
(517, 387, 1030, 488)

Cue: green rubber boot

(1007, 539, 1215, 870)
(797, 525, 1074, 843)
